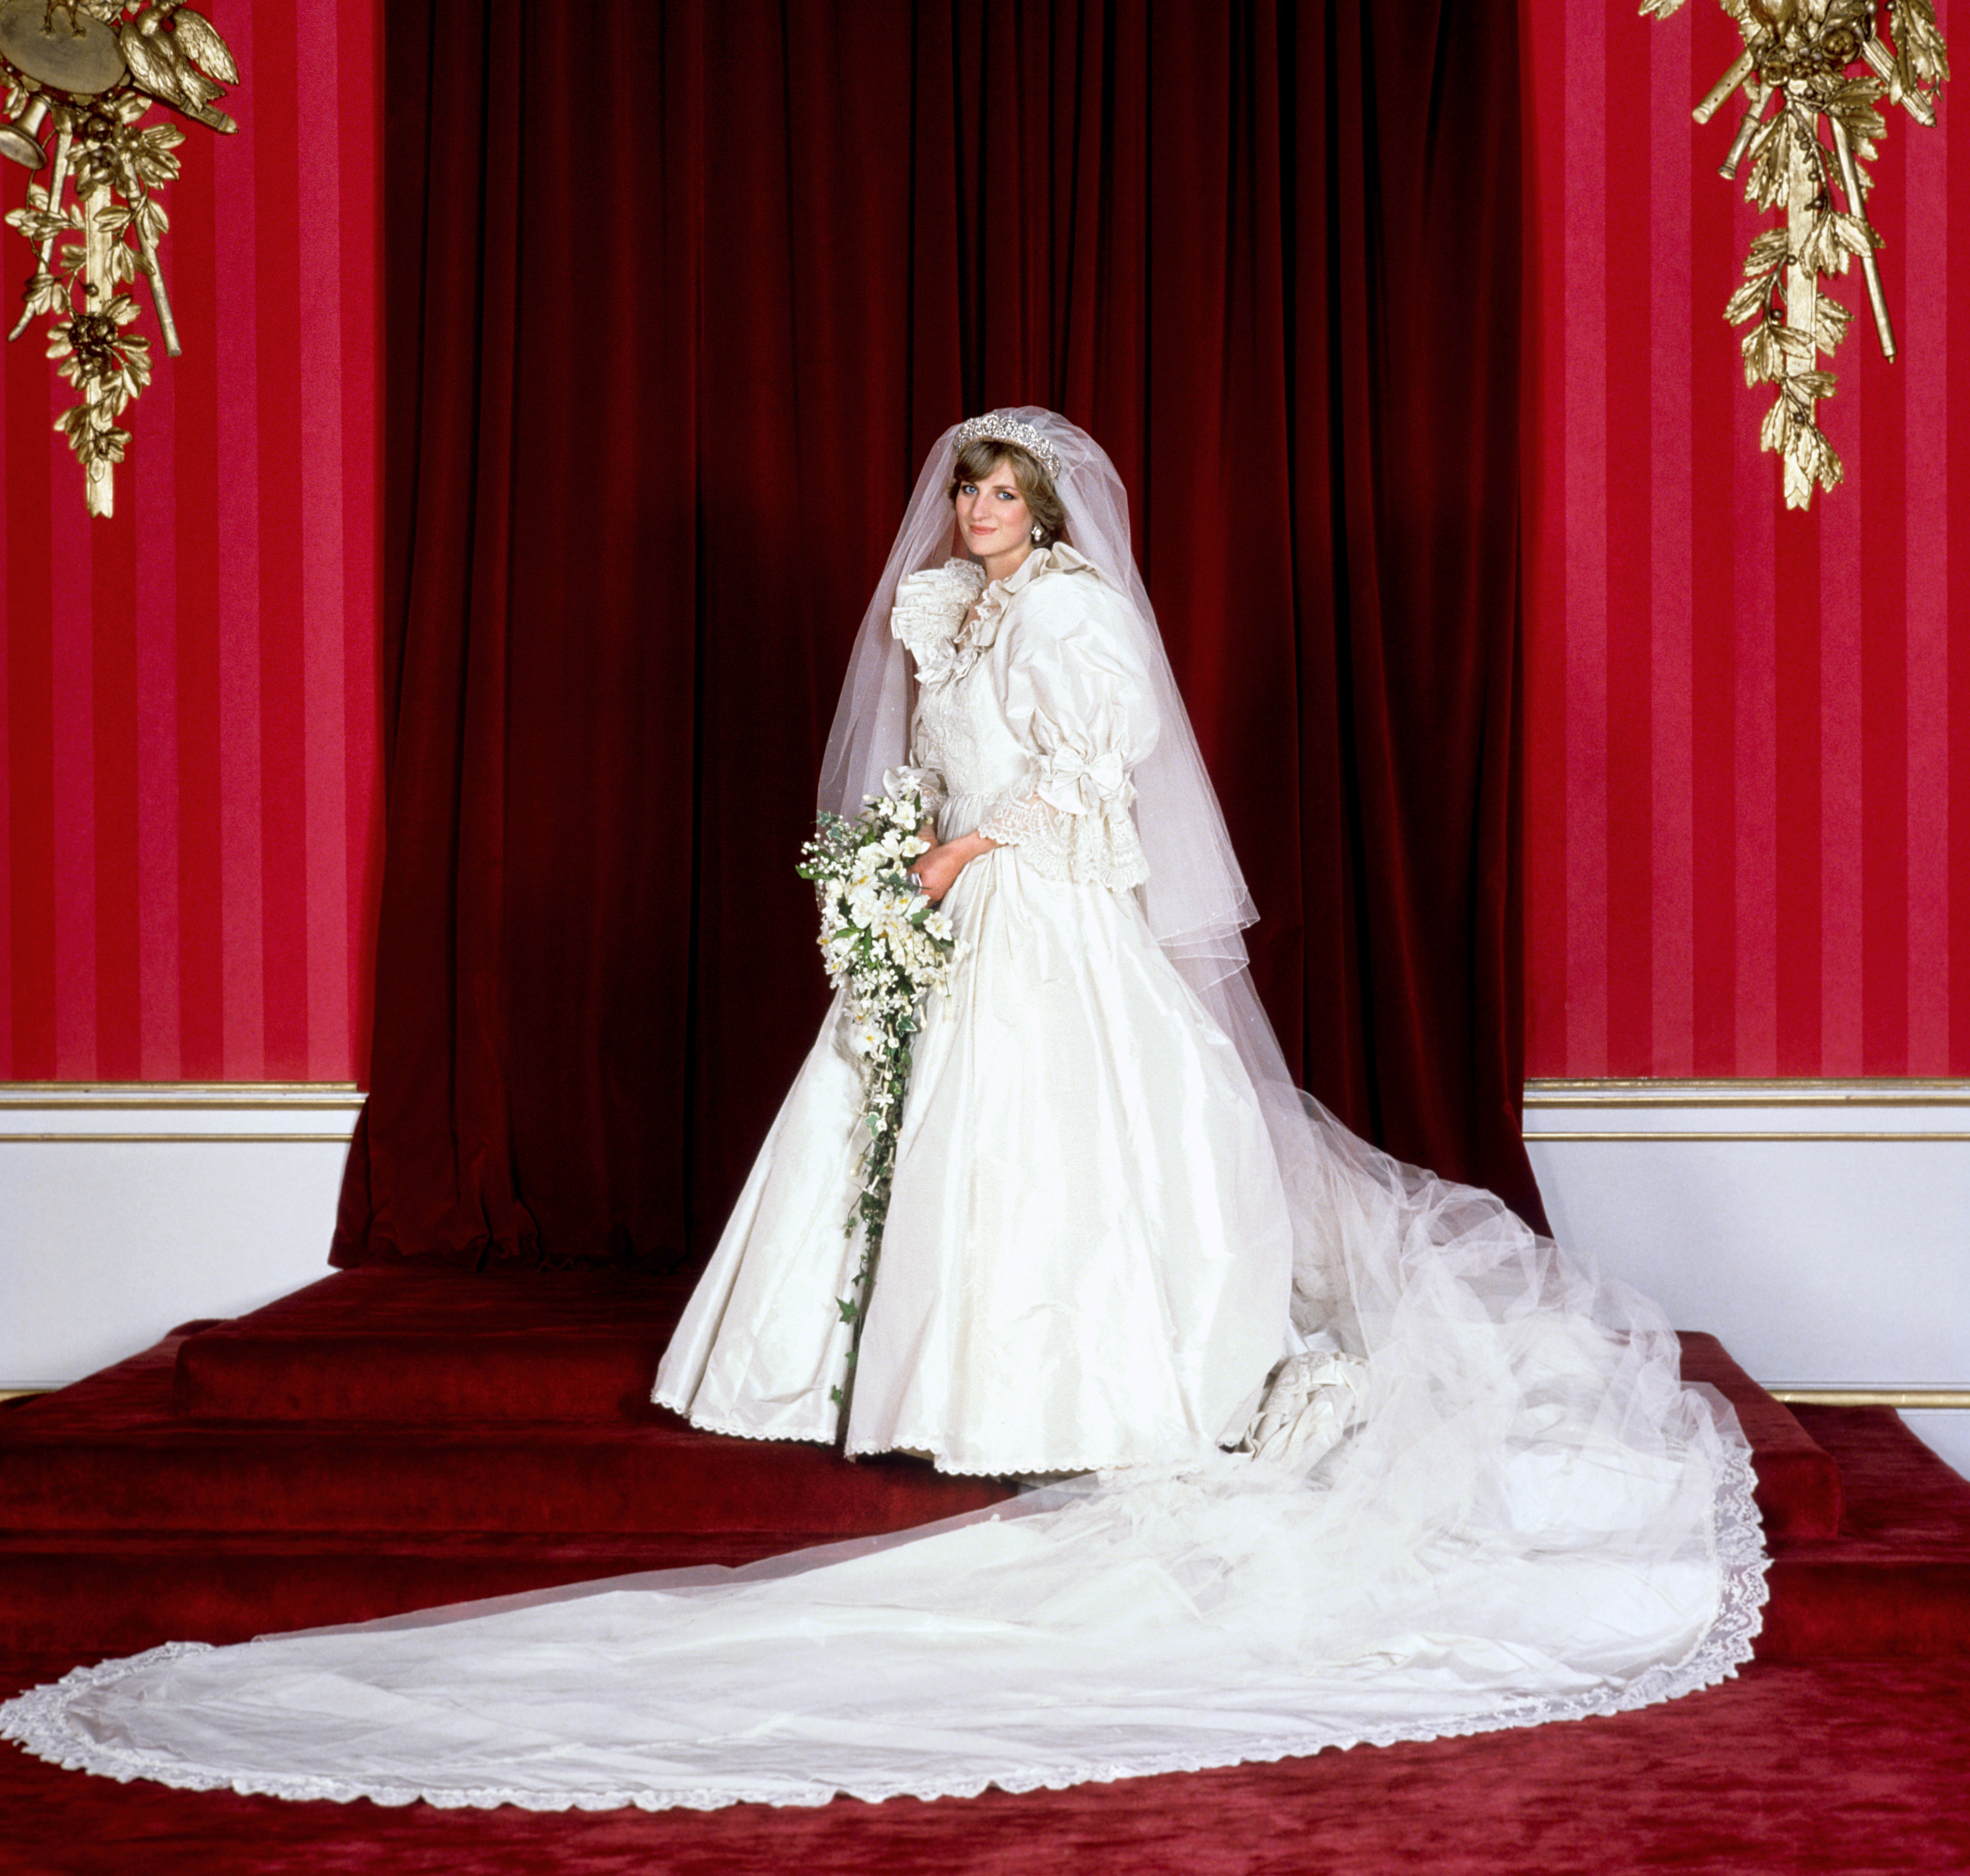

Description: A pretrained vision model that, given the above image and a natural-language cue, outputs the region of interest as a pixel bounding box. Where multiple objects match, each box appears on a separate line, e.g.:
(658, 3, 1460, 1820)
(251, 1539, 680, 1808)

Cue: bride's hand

(910, 832, 997, 904)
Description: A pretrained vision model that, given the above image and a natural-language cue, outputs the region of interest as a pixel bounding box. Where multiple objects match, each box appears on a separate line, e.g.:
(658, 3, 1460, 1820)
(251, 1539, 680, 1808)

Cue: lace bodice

(892, 547, 1156, 890)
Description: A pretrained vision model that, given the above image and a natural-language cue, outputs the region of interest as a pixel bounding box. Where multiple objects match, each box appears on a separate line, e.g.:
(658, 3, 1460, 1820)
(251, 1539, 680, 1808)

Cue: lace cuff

(976, 793, 1052, 846)
(976, 791, 1150, 891)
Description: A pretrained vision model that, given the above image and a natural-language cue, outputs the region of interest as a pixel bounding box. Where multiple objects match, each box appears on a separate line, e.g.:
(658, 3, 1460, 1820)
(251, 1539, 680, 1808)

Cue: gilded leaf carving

(0, 0, 239, 516)
(1650, 0, 1947, 508)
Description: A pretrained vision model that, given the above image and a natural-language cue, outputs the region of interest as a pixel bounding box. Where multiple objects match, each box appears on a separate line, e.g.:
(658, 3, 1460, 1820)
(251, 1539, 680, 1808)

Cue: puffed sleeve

(974, 567, 1159, 890)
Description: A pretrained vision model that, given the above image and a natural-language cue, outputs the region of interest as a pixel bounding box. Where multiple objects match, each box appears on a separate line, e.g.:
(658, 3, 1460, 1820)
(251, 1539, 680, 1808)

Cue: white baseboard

(1525, 1079, 1970, 1406)
(0, 1085, 360, 1390)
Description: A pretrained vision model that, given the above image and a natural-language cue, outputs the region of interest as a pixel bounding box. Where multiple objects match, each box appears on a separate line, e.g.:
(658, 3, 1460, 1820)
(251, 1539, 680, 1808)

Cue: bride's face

(954, 460, 1034, 561)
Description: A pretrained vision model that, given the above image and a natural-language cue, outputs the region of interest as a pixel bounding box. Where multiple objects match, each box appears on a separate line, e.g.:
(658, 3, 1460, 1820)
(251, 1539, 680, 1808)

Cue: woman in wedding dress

(654, 413, 1293, 1474)
(0, 410, 1767, 1813)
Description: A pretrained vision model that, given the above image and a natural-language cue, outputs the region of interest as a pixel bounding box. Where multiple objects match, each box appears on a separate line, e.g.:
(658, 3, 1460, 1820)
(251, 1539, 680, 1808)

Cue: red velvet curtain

(333, 0, 1546, 1272)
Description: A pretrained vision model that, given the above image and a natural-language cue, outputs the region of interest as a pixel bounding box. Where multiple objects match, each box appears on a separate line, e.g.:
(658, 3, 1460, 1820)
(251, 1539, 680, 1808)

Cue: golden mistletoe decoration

(0, 0, 239, 517)
(1644, 0, 1949, 508)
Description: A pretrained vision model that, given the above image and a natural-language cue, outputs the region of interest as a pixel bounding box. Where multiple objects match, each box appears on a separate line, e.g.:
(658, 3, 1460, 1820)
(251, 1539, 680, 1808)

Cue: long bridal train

(0, 1099, 1767, 1811)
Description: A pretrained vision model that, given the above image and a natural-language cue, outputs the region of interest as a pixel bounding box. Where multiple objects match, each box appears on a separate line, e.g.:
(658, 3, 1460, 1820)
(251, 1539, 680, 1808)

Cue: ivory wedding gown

(655, 546, 1293, 1474)
(0, 414, 1767, 1812)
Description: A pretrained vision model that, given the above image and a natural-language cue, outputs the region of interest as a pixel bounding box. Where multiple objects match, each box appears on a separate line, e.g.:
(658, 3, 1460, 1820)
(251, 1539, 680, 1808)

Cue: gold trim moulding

(1768, 1389, 1970, 1410)
(0, 1081, 362, 1093)
(1526, 1130, 1970, 1144)
(0, 1082, 364, 1111)
(0, 1102, 365, 1113)
(1525, 1079, 1970, 1108)
(0, 1132, 358, 1144)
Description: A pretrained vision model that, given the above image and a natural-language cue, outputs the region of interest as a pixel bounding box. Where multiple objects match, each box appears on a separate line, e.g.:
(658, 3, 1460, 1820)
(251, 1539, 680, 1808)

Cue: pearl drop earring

(1031, 524, 1044, 543)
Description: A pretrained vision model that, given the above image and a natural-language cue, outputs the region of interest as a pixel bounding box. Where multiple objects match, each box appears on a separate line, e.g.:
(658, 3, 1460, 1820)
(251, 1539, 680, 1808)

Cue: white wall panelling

(1525, 1080, 1970, 1479)
(0, 1085, 359, 1390)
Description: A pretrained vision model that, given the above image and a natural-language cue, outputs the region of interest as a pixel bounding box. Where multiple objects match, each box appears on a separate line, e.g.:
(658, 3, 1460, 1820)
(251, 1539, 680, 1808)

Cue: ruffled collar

(895, 544, 1098, 689)
(890, 560, 984, 688)
(964, 542, 1098, 658)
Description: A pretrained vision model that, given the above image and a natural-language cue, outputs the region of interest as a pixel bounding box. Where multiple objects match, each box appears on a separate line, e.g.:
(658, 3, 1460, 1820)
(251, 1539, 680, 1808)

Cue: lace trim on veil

(0, 1446, 1768, 1815)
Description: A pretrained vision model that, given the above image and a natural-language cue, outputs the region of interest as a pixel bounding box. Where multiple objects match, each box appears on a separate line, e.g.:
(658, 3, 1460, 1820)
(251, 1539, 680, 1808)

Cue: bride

(0, 410, 1767, 1813)
(654, 411, 1291, 1474)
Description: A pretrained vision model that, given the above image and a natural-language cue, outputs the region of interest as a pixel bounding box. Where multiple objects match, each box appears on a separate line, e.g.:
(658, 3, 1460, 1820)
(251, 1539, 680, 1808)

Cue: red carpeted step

(1, 1339, 1013, 1537)
(9, 1311, 1849, 1545)
(4, 1408, 1967, 1668)
(8, 1267, 1965, 1672)
(1754, 1405, 1970, 1660)
(171, 1268, 697, 1422)
(1677, 1331, 1842, 1539)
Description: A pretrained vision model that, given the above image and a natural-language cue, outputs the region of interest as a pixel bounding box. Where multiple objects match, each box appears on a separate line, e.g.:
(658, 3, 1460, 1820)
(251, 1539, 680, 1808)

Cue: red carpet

(3, 1271, 1968, 1871)
(0, 1271, 1014, 1664)
(1761, 1403, 1970, 1659)
(169, 1268, 713, 1423)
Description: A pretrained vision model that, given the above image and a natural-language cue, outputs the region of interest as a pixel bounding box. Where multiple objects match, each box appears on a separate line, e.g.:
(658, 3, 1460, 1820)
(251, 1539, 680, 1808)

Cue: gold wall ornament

(1643, 0, 1948, 508)
(0, 0, 238, 518)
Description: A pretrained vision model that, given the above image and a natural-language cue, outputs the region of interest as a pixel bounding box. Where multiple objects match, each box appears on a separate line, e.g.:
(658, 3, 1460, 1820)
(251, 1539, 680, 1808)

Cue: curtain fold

(334, 0, 1545, 1273)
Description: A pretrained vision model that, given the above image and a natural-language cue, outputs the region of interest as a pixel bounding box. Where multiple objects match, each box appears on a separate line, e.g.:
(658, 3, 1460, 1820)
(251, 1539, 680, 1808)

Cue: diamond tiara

(951, 413, 1064, 483)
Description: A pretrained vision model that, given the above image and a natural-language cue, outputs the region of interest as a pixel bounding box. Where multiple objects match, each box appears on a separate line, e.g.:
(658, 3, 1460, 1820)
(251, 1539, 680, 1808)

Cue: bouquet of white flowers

(796, 773, 962, 1411)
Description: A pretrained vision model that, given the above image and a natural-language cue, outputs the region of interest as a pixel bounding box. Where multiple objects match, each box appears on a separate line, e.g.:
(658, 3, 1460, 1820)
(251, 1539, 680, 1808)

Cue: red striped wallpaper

(1524, 3, 1970, 1078)
(0, 0, 379, 1084)
(8, 6, 1960, 1089)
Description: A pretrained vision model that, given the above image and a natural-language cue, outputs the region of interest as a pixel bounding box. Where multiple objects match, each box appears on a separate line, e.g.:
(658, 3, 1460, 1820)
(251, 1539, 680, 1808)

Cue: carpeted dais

(1, 1271, 1967, 1872)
